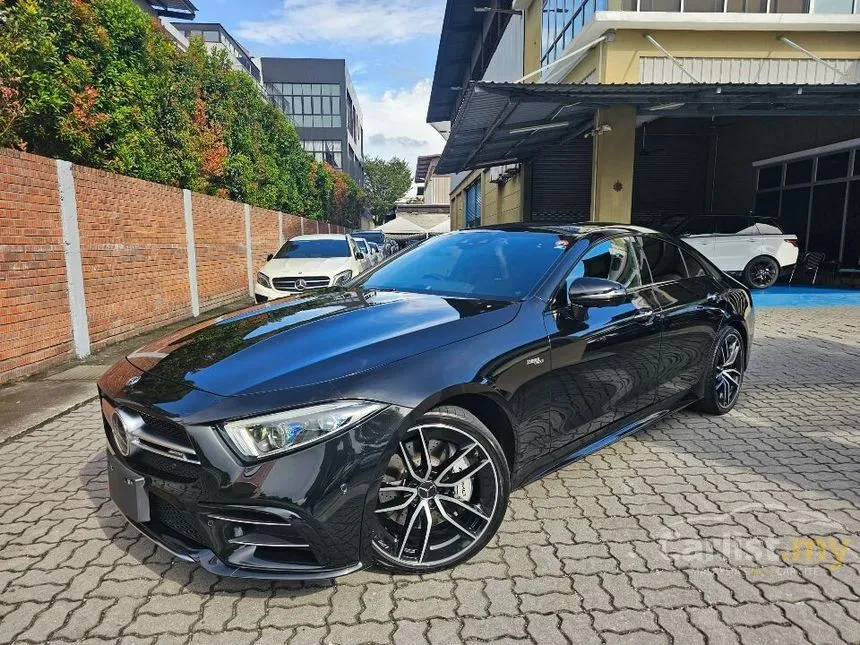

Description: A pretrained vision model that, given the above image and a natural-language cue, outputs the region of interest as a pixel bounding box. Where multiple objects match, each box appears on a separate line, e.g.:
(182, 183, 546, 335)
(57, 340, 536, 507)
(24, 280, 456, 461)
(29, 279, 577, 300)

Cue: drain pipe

(644, 33, 702, 83)
(778, 35, 859, 83)
(515, 33, 612, 84)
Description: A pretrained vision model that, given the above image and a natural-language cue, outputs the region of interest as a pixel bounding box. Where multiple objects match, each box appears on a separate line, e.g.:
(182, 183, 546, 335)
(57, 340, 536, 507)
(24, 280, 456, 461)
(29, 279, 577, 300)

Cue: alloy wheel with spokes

(370, 407, 509, 572)
(715, 333, 743, 409)
(744, 256, 779, 289)
(693, 326, 745, 415)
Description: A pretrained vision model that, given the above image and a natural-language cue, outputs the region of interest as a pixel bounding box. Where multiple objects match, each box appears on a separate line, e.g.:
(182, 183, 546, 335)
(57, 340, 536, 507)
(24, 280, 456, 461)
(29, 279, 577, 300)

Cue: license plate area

(108, 453, 150, 523)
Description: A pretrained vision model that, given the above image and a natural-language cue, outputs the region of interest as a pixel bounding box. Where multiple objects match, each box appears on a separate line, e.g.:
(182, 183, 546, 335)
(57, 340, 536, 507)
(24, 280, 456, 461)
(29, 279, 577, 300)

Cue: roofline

(143, 0, 197, 20)
(171, 21, 252, 57)
(427, 1, 513, 124)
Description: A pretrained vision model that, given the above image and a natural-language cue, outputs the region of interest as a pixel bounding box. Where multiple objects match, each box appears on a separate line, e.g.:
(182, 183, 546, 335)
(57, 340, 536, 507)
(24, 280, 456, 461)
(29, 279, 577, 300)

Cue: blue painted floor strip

(752, 286, 860, 308)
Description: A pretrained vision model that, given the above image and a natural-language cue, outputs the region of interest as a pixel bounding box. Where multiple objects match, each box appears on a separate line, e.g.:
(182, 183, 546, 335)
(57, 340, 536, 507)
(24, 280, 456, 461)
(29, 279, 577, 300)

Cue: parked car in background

(99, 223, 753, 579)
(368, 242, 382, 265)
(254, 234, 366, 303)
(675, 215, 798, 289)
(351, 230, 389, 257)
(353, 238, 374, 272)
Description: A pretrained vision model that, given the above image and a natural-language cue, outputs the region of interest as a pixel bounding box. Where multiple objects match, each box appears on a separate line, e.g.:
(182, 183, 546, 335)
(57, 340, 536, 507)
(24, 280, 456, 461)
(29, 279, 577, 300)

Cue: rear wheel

(370, 406, 510, 574)
(693, 327, 745, 415)
(743, 255, 779, 289)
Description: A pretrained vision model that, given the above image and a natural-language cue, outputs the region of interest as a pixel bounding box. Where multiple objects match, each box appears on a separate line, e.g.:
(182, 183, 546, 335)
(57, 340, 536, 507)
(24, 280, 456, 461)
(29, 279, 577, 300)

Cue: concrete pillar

(182, 189, 199, 317)
(244, 204, 253, 298)
(56, 160, 90, 358)
(590, 105, 636, 223)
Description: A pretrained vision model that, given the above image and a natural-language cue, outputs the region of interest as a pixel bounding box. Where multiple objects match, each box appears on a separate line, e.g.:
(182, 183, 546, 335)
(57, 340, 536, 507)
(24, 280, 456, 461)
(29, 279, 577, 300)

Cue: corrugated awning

(435, 82, 860, 174)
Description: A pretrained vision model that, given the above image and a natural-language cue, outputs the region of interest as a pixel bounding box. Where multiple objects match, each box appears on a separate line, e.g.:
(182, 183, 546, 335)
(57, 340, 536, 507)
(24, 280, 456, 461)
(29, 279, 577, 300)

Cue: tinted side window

(642, 237, 687, 283)
(681, 249, 708, 278)
(563, 237, 643, 300)
(716, 216, 754, 234)
(681, 216, 715, 235)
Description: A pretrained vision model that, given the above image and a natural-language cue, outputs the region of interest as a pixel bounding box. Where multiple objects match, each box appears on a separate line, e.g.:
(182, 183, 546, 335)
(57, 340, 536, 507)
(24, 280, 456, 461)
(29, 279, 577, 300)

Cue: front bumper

(99, 368, 410, 579)
(254, 283, 298, 302)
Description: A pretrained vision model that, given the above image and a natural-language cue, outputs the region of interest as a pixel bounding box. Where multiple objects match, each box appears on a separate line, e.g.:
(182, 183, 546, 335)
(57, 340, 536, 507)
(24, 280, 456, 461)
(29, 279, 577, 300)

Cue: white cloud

(237, 0, 444, 45)
(356, 79, 445, 165)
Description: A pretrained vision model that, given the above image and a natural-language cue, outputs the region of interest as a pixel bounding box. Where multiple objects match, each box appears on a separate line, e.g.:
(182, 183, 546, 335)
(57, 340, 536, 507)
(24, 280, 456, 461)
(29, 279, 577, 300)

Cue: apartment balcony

(541, 0, 860, 69)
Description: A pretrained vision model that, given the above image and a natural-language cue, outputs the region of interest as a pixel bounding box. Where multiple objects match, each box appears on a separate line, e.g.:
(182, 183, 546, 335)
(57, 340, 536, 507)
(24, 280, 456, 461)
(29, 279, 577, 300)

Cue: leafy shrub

(0, 0, 365, 226)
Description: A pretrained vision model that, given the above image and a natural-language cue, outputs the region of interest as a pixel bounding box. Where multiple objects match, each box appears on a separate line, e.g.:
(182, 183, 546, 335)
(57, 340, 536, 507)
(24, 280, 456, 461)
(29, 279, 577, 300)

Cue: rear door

(543, 235, 663, 449)
(711, 216, 757, 272)
(679, 216, 717, 263)
(642, 236, 724, 403)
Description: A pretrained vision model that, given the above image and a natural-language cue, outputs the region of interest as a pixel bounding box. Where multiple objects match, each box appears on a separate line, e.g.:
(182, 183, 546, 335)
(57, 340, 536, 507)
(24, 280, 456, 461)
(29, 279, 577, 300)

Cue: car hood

(260, 257, 352, 277)
(125, 289, 519, 396)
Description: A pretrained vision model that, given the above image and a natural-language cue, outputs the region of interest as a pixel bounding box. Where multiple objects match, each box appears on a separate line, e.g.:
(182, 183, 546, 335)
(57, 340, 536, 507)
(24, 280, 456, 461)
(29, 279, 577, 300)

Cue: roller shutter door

(528, 138, 593, 223)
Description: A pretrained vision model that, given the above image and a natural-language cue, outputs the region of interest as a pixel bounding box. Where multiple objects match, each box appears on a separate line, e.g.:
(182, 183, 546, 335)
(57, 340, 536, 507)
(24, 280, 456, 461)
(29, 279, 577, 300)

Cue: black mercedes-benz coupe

(98, 223, 753, 578)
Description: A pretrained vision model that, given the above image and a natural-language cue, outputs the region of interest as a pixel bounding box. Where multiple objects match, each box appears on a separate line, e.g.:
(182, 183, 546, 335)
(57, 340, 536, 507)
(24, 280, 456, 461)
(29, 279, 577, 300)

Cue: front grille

(123, 409, 201, 480)
(138, 412, 193, 450)
(135, 452, 200, 481)
(151, 496, 207, 547)
(272, 276, 330, 291)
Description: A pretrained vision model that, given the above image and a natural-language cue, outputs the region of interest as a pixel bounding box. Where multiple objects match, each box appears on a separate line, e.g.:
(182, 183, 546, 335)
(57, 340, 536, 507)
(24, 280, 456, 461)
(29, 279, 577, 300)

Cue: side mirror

(568, 277, 627, 307)
(266, 253, 274, 261)
(356, 252, 364, 260)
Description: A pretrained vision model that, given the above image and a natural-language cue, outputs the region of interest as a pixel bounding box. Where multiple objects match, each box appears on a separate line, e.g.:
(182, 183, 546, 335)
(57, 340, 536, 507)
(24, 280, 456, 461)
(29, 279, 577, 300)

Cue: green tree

(0, 0, 365, 222)
(363, 156, 412, 222)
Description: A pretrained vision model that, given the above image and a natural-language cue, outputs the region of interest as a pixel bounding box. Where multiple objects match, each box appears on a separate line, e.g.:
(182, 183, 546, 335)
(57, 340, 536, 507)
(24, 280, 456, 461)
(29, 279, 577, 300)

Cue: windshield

(358, 230, 574, 300)
(274, 239, 350, 259)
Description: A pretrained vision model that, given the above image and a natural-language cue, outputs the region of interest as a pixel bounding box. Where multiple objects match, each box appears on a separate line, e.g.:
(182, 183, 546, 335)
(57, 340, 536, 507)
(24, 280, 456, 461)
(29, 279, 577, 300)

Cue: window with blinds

(465, 180, 482, 228)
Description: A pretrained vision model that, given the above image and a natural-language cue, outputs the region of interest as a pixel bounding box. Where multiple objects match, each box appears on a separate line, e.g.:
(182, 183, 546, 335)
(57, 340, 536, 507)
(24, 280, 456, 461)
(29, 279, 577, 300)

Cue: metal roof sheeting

(641, 57, 860, 85)
(435, 81, 860, 174)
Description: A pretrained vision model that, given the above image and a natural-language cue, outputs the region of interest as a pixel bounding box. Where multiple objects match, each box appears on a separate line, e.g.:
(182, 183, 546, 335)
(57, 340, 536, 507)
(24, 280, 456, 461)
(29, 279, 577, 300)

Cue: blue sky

(191, 0, 448, 162)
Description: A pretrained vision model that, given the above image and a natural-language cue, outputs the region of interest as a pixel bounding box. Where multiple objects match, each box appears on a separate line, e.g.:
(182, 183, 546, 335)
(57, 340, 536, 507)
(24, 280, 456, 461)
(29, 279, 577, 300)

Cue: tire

(743, 255, 779, 289)
(692, 326, 745, 415)
(370, 405, 510, 574)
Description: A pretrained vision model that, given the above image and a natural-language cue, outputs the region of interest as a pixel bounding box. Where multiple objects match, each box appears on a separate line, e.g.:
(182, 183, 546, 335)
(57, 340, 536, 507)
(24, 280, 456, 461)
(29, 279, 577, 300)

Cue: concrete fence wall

(0, 148, 345, 385)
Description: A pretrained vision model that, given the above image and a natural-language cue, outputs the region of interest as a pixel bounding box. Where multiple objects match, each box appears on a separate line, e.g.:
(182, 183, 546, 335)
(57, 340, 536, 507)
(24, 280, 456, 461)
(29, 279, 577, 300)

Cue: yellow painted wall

(603, 30, 860, 83)
(522, 0, 542, 80)
(561, 49, 598, 84)
(448, 169, 525, 230)
(590, 106, 636, 222)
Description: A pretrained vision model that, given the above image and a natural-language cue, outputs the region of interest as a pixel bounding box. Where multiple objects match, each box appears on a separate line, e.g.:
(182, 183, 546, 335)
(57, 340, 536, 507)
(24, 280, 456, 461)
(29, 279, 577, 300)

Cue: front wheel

(693, 327, 745, 415)
(743, 255, 779, 289)
(370, 405, 510, 574)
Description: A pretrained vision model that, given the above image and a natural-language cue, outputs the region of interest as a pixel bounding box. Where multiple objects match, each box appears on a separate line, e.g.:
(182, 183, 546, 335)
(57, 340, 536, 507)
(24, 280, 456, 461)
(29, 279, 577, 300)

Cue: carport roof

(435, 82, 860, 174)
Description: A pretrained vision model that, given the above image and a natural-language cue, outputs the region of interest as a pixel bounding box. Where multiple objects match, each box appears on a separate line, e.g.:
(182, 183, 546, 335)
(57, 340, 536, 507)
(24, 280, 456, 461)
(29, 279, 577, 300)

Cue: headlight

(222, 400, 385, 460)
(257, 272, 271, 289)
(333, 269, 353, 285)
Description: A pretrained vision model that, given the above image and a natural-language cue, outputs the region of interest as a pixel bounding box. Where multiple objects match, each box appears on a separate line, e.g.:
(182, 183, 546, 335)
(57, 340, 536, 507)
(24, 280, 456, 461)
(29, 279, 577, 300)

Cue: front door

(544, 236, 663, 450)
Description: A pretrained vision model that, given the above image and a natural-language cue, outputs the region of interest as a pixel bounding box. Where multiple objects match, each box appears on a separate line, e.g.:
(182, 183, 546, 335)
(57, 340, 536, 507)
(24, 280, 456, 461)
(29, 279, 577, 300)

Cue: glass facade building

(261, 58, 364, 185)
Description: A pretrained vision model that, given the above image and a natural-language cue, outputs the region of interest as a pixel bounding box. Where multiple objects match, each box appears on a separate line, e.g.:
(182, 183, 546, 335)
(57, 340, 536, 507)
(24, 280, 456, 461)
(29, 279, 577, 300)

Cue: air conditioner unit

(489, 163, 521, 185)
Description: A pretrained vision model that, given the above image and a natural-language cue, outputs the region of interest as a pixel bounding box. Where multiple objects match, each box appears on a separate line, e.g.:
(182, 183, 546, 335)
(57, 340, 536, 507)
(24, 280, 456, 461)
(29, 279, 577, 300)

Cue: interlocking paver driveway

(1, 307, 859, 644)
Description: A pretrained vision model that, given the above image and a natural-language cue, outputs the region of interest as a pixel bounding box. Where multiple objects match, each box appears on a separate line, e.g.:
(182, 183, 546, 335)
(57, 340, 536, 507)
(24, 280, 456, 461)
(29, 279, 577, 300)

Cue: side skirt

(514, 394, 695, 488)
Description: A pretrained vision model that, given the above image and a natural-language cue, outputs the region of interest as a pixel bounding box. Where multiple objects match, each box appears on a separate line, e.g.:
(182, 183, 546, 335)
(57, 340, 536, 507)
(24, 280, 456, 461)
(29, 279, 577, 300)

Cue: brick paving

(0, 306, 858, 644)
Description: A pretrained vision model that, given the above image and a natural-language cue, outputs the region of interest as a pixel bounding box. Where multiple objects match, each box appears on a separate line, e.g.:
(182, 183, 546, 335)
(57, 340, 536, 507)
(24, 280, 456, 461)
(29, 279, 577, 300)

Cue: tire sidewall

(701, 327, 745, 414)
(369, 407, 511, 574)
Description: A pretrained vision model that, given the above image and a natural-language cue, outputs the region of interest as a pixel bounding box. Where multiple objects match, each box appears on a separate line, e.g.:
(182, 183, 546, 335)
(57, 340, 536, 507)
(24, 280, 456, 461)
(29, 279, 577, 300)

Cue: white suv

(677, 215, 799, 289)
(254, 234, 367, 303)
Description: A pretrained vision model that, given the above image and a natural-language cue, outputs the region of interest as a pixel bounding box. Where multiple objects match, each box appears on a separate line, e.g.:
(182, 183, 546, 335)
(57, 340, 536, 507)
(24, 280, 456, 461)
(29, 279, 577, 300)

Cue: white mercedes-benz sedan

(254, 234, 368, 302)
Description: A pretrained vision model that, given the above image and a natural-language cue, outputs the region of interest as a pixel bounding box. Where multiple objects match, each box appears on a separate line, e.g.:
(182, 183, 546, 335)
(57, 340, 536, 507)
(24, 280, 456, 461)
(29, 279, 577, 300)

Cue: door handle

(632, 308, 658, 324)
